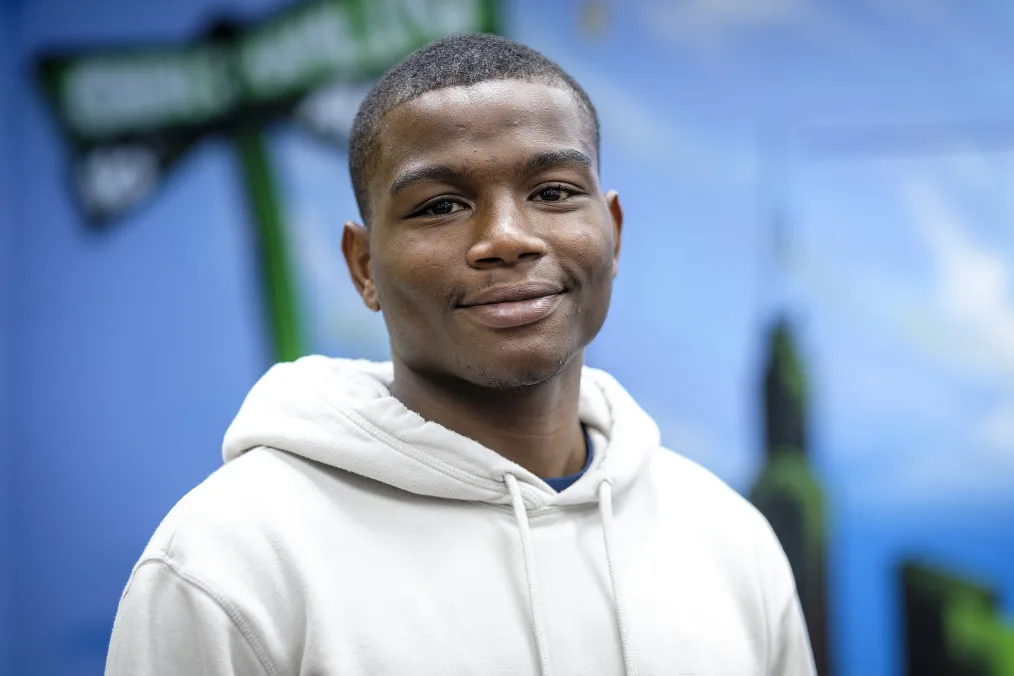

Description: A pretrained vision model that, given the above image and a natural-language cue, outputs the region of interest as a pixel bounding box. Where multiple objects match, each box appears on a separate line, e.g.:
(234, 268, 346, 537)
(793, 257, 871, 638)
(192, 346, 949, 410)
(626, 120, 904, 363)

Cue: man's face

(344, 79, 622, 389)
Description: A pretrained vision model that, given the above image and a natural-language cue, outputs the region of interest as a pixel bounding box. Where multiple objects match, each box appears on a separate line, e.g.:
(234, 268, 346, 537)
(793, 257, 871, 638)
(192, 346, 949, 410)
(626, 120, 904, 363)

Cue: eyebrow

(515, 149, 594, 178)
(388, 148, 594, 198)
(389, 164, 467, 197)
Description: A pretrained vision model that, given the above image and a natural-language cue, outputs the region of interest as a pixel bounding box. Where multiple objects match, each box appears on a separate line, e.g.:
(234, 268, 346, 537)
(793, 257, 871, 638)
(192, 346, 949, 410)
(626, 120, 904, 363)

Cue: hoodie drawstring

(598, 480, 639, 676)
(504, 473, 555, 676)
(503, 473, 638, 676)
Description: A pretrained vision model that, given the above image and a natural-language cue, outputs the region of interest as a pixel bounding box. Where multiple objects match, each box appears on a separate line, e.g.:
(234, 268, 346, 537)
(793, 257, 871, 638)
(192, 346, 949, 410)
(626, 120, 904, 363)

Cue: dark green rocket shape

(750, 319, 832, 674)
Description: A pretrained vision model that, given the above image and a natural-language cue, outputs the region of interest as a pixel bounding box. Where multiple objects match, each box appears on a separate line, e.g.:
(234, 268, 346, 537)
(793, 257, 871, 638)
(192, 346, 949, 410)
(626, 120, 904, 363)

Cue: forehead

(371, 80, 595, 188)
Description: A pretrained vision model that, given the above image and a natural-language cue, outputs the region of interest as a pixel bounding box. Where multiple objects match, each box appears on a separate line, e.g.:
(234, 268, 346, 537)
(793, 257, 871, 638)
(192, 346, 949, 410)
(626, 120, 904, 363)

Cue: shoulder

(126, 448, 348, 645)
(645, 447, 786, 564)
(139, 448, 334, 581)
(115, 450, 311, 675)
(643, 449, 814, 672)
(642, 448, 799, 631)
(647, 448, 755, 514)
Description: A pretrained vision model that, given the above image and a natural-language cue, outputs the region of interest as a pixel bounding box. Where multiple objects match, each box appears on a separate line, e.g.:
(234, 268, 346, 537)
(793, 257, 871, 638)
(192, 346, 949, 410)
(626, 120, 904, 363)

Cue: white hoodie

(106, 357, 816, 676)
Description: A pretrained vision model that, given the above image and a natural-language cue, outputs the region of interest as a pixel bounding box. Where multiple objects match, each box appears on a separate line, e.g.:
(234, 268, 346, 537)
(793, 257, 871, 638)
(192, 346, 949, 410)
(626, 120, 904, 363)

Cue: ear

(604, 190, 623, 278)
(341, 221, 381, 312)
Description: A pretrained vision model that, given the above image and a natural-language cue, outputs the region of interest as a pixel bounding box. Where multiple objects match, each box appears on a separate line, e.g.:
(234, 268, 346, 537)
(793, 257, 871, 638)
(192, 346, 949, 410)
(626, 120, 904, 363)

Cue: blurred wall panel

(12, 0, 277, 674)
(0, 1, 15, 675)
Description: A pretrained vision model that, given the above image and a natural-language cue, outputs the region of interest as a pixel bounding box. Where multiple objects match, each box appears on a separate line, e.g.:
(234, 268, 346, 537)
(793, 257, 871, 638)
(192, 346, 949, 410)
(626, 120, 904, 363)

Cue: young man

(106, 34, 816, 676)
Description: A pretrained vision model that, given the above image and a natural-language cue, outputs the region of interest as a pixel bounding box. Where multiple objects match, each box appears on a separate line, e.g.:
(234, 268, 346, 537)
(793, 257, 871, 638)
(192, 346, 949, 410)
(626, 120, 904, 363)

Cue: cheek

(566, 223, 615, 283)
(373, 241, 453, 310)
(561, 223, 615, 328)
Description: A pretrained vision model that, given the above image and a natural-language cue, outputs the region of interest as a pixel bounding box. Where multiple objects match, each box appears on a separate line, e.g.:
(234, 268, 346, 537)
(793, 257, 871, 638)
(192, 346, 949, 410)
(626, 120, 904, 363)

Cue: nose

(466, 196, 548, 269)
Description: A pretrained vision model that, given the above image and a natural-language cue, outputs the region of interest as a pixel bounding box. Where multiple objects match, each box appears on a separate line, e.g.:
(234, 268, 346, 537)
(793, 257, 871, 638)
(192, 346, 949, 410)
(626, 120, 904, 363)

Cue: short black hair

(347, 33, 600, 225)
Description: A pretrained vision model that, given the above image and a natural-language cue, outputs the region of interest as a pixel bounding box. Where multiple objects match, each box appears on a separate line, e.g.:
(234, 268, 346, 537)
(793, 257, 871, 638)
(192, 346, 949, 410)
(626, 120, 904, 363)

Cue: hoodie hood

(223, 356, 660, 510)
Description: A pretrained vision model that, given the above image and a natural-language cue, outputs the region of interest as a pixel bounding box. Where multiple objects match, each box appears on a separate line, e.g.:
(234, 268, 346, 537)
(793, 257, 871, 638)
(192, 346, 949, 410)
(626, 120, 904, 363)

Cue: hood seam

(318, 392, 550, 507)
(223, 359, 660, 510)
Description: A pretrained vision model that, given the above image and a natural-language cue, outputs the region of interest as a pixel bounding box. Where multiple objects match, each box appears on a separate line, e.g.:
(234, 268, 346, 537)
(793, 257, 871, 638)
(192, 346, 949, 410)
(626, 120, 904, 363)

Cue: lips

(458, 282, 565, 329)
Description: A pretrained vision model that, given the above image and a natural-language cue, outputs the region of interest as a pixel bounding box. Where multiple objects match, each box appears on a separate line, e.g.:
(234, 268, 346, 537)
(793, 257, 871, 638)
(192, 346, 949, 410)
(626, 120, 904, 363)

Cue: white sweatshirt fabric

(106, 356, 816, 676)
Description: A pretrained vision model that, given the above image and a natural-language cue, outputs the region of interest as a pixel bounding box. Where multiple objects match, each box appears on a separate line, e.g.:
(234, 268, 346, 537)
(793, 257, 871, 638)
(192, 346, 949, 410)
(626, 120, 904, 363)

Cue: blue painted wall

(0, 1, 18, 674)
(12, 1, 274, 674)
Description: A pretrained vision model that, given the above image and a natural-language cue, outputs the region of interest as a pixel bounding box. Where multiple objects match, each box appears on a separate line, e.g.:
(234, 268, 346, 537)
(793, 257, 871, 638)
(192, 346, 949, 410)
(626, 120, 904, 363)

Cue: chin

(459, 349, 574, 392)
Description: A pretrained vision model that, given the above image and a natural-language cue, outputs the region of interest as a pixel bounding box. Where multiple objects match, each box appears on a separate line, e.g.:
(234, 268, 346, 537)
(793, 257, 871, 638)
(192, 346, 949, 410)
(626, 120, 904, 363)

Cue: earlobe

(605, 190, 623, 277)
(363, 281, 381, 312)
(341, 221, 380, 312)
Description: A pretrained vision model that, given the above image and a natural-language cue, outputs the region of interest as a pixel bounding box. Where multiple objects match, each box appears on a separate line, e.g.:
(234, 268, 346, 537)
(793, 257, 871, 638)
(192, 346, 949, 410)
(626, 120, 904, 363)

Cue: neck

(389, 356, 588, 479)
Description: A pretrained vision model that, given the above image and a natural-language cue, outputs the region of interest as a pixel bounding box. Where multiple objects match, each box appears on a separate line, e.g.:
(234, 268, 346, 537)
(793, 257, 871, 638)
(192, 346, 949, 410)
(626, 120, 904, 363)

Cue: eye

(533, 185, 575, 202)
(420, 199, 465, 217)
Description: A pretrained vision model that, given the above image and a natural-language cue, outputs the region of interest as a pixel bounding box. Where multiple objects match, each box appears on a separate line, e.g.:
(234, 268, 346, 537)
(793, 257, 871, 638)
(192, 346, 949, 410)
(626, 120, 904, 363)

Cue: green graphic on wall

(34, 0, 500, 362)
(750, 318, 833, 675)
(902, 562, 1014, 676)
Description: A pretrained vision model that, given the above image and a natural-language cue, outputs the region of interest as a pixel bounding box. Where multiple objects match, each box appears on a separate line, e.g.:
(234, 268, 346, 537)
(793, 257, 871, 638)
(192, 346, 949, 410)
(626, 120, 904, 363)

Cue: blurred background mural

(1, 0, 1013, 674)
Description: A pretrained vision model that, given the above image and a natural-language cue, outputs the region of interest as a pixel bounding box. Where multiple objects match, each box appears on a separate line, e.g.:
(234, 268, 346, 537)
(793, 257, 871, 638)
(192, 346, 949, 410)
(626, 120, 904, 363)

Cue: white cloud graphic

(788, 157, 1014, 505)
(512, 21, 755, 182)
(647, 0, 803, 41)
(852, 450, 1014, 512)
(639, 0, 870, 56)
(905, 178, 1014, 378)
(980, 403, 1014, 454)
